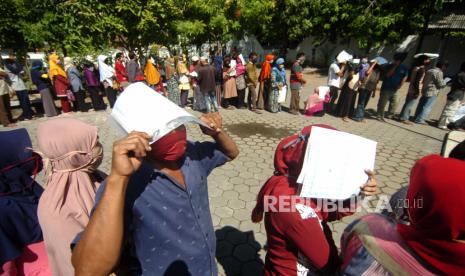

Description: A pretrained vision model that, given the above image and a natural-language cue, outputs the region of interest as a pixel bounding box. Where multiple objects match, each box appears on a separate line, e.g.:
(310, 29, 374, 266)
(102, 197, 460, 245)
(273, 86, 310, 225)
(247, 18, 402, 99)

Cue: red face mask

(149, 126, 187, 162)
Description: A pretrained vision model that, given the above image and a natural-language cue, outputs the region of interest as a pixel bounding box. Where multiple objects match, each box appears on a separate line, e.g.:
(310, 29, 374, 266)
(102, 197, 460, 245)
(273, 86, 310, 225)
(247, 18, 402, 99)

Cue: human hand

(360, 170, 377, 196)
(200, 112, 223, 137)
(110, 132, 151, 178)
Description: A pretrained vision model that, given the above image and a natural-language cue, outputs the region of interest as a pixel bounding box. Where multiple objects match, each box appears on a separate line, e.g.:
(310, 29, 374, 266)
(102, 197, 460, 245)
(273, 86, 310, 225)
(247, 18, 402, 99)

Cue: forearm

(213, 131, 239, 160)
(72, 174, 129, 276)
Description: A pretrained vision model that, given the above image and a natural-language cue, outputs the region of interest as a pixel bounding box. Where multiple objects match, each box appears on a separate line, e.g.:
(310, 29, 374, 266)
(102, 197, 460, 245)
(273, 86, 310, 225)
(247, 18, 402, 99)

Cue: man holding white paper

(72, 83, 239, 275)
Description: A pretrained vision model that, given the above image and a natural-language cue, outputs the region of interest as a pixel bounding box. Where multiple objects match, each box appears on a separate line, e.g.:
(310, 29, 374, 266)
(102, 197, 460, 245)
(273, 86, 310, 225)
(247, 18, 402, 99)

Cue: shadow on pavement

(215, 226, 264, 276)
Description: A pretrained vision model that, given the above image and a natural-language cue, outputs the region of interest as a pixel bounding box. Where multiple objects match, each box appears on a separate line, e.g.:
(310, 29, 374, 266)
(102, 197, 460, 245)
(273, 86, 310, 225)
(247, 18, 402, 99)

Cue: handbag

(278, 85, 287, 103)
(66, 90, 75, 102)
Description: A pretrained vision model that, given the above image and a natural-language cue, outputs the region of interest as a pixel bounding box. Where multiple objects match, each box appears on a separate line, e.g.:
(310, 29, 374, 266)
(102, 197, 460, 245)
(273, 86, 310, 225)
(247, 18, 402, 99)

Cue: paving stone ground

(3, 72, 449, 276)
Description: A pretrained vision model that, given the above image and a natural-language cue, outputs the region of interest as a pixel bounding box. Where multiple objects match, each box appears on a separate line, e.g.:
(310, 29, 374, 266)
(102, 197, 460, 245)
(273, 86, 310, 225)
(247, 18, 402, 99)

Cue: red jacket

(53, 75, 69, 98)
(115, 61, 128, 82)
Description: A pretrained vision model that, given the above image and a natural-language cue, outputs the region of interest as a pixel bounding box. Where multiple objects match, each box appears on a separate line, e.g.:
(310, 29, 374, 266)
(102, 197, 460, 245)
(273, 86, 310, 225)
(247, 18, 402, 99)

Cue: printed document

(298, 127, 377, 199)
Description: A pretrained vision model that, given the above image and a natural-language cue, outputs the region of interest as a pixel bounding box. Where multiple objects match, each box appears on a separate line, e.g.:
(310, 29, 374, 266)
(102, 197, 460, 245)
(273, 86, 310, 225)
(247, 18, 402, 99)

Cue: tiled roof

(429, 12, 465, 30)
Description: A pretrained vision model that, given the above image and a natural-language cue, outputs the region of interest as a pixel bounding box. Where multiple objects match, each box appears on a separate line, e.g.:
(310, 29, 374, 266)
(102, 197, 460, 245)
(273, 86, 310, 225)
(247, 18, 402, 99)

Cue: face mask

(362, 58, 368, 64)
(149, 127, 187, 162)
(299, 58, 305, 63)
(279, 64, 284, 69)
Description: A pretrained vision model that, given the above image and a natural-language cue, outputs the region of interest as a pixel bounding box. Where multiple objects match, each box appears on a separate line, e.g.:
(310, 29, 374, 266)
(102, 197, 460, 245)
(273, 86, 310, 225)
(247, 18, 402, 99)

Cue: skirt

(167, 78, 180, 106)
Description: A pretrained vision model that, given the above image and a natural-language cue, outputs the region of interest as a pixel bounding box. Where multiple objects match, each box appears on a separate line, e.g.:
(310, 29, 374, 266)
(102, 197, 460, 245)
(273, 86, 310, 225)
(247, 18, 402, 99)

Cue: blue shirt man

(71, 109, 239, 275)
(377, 54, 408, 120)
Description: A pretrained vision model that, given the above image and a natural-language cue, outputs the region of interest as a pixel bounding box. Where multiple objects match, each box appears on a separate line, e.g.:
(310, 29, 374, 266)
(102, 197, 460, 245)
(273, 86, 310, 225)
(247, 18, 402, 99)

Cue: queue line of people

(325, 52, 465, 129)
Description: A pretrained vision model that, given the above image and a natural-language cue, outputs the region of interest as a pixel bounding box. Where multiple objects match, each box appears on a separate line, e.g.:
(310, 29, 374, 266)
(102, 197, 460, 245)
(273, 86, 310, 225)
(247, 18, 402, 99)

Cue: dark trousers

(105, 86, 117, 108)
(73, 91, 89, 112)
(180, 89, 189, 107)
(353, 88, 373, 121)
(16, 90, 33, 119)
(327, 85, 339, 112)
(237, 89, 246, 108)
(88, 86, 106, 110)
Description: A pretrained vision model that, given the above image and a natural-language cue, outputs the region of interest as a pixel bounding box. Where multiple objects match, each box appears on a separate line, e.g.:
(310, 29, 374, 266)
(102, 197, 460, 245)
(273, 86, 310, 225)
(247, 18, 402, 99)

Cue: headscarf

(0, 129, 44, 266)
(236, 54, 246, 76)
(165, 57, 176, 80)
(63, 56, 74, 72)
(144, 58, 161, 85)
(31, 60, 43, 70)
(48, 54, 67, 80)
(397, 155, 465, 275)
(36, 118, 103, 275)
(176, 60, 189, 75)
(97, 54, 114, 85)
(259, 54, 274, 81)
(274, 58, 286, 84)
(252, 124, 336, 223)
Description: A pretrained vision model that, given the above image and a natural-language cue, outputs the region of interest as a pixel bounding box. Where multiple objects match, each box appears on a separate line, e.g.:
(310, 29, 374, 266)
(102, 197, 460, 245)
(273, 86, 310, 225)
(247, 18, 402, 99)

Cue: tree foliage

(0, 0, 454, 58)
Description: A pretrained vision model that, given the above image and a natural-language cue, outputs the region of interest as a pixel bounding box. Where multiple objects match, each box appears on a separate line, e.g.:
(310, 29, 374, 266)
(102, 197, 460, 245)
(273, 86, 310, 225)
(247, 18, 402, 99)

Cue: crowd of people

(1, 49, 464, 130)
(325, 52, 465, 130)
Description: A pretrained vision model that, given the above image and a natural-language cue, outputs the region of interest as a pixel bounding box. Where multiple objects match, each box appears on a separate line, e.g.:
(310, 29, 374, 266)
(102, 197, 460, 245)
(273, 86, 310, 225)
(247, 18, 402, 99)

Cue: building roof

(429, 11, 465, 31)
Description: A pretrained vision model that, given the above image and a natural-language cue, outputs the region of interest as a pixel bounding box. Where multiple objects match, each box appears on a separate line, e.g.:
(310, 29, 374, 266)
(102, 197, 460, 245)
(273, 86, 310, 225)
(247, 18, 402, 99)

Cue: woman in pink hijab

(36, 118, 105, 276)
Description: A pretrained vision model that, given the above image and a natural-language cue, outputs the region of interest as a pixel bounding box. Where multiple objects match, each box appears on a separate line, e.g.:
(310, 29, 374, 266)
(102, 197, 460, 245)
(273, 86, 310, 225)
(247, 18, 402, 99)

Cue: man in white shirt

(327, 60, 346, 112)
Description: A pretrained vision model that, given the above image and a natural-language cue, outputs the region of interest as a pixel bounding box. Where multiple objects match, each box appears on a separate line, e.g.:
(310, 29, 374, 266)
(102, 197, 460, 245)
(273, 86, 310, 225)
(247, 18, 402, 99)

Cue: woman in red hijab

(257, 54, 275, 111)
(341, 155, 465, 275)
(251, 124, 377, 275)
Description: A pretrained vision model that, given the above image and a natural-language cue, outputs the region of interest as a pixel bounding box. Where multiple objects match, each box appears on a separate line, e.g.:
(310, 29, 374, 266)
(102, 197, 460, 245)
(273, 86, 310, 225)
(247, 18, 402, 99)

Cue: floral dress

(268, 67, 284, 113)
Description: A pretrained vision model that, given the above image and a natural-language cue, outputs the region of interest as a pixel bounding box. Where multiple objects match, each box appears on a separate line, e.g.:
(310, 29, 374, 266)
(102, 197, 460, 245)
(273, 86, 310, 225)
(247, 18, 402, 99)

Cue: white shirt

(328, 63, 341, 88)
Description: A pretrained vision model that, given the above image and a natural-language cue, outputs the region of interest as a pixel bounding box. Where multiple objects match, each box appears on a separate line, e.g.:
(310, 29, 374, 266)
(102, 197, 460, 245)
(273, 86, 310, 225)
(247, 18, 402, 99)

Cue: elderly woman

(49, 54, 72, 113)
(0, 129, 51, 276)
(64, 57, 88, 112)
(252, 124, 377, 275)
(36, 118, 105, 276)
(268, 58, 285, 113)
(341, 154, 465, 275)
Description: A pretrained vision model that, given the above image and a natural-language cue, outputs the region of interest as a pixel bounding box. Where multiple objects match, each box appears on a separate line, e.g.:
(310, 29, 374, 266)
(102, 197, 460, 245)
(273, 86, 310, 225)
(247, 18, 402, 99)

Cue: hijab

(165, 57, 176, 80)
(36, 117, 103, 275)
(63, 56, 74, 72)
(0, 128, 44, 266)
(397, 155, 465, 275)
(48, 54, 67, 80)
(273, 58, 286, 83)
(144, 58, 161, 85)
(259, 54, 274, 81)
(252, 124, 336, 223)
(176, 59, 189, 75)
(97, 54, 114, 85)
(31, 60, 43, 71)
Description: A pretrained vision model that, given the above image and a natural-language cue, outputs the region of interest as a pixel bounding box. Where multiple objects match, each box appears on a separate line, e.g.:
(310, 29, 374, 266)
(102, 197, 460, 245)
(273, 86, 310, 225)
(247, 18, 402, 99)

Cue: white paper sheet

(278, 85, 287, 103)
(444, 77, 452, 84)
(317, 86, 330, 100)
(298, 127, 377, 200)
(336, 50, 353, 63)
(110, 82, 209, 143)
